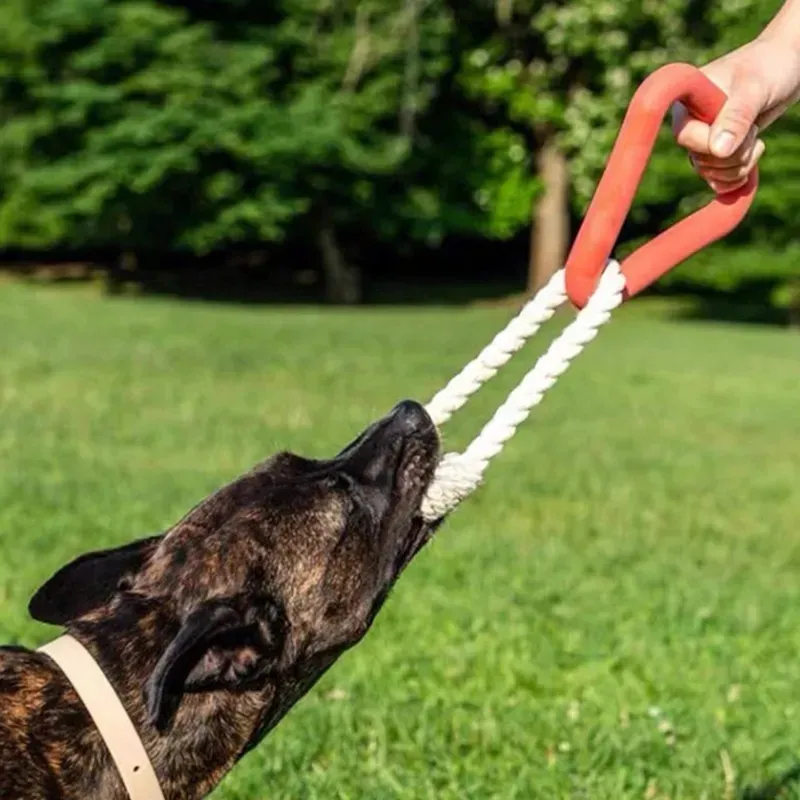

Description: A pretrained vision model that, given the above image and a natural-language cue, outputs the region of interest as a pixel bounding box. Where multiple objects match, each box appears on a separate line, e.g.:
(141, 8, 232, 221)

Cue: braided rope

(425, 268, 568, 427)
(420, 261, 626, 522)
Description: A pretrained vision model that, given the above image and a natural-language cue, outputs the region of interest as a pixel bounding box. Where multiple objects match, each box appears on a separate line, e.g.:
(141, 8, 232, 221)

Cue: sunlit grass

(2, 281, 800, 798)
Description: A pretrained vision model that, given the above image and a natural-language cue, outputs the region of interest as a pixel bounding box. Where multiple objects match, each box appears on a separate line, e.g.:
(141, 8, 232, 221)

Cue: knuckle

(674, 121, 711, 153)
(721, 108, 757, 139)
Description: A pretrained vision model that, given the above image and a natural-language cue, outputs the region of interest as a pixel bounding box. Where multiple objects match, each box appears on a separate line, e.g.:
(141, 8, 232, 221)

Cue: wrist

(757, 29, 800, 55)
(758, 0, 800, 52)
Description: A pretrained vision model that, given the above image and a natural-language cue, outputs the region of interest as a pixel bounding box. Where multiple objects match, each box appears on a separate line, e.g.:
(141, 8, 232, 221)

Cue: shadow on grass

(657, 296, 792, 328)
(740, 764, 800, 799)
(120, 270, 524, 307)
(0, 238, 530, 308)
(4, 267, 525, 307)
(2, 251, 797, 326)
(646, 279, 796, 329)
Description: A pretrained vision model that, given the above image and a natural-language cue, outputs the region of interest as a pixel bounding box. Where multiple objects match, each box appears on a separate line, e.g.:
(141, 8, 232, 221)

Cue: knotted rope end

(420, 261, 624, 521)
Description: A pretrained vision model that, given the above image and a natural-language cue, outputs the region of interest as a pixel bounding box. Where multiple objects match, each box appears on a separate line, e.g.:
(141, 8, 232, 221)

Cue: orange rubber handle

(564, 62, 758, 310)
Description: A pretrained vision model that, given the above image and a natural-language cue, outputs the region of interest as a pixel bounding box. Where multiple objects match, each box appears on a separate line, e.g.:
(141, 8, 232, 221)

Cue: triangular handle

(565, 62, 759, 310)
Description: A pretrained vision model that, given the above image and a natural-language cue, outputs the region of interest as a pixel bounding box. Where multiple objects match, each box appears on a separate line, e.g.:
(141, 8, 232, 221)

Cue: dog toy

(420, 62, 758, 522)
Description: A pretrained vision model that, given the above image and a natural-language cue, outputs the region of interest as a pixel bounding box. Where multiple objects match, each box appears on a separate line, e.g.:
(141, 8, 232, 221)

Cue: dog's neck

(63, 604, 280, 800)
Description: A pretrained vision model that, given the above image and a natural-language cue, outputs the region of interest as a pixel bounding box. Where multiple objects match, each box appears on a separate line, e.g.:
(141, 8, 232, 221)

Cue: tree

(0, 0, 544, 302)
(456, 0, 740, 293)
(0, 2, 418, 300)
(1, 0, 795, 308)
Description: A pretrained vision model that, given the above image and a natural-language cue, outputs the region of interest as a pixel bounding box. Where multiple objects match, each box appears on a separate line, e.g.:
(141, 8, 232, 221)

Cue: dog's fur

(0, 400, 440, 799)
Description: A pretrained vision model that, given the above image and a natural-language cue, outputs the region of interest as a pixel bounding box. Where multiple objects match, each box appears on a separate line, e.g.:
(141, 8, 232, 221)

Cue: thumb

(708, 79, 763, 158)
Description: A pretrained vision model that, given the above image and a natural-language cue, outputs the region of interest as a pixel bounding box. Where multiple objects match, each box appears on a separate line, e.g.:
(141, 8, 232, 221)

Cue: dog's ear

(29, 536, 160, 625)
(144, 596, 286, 730)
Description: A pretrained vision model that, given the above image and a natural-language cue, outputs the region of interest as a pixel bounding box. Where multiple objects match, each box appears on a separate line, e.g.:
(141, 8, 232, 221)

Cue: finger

(709, 177, 748, 194)
(708, 76, 764, 157)
(694, 139, 765, 182)
(693, 141, 764, 195)
(691, 128, 759, 168)
(673, 107, 714, 155)
(700, 165, 753, 183)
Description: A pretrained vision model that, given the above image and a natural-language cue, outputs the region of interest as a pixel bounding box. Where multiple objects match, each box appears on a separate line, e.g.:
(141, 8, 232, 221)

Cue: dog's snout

(334, 400, 436, 485)
(387, 400, 434, 436)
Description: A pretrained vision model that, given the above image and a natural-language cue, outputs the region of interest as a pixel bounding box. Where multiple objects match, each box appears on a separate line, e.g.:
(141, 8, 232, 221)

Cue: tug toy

(420, 63, 758, 522)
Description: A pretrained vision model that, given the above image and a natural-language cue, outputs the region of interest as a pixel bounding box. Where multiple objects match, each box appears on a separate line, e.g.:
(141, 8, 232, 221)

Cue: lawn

(2, 281, 800, 799)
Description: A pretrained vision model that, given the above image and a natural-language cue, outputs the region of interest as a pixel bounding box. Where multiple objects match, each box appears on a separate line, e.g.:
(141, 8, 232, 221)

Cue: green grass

(2, 282, 800, 800)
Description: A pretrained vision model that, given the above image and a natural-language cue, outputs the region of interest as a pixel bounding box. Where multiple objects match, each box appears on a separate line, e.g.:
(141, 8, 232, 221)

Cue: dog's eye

(323, 474, 359, 509)
(324, 473, 354, 493)
(324, 473, 374, 520)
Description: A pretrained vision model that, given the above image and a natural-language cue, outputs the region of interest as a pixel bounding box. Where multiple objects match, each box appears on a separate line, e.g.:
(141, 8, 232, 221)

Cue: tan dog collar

(38, 635, 165, 800)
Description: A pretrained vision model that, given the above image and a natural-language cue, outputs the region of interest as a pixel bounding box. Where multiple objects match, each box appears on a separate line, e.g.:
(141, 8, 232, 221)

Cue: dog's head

(29, 400, 440, 738)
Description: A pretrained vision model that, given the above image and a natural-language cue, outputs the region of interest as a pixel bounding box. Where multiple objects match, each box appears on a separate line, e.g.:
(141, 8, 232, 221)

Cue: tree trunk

(528, 135, 569, 294)
(495, 0, 514, 26)
(788, 279, 800, 329)
(106, 249, 137, 295)
(317, 219, 363, 305)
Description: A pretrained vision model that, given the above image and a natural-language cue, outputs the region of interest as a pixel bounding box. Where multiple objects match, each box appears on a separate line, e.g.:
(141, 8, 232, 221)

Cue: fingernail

(754, 139, 766, 160)
(712, 131, 736, 157)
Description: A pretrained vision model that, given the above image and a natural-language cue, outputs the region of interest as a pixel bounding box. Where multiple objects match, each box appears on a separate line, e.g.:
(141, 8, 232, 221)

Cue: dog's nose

(388, 400, 434, 436)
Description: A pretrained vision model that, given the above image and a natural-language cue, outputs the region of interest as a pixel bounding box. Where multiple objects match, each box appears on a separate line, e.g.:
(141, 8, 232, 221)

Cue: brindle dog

(0, 400, 441, 799)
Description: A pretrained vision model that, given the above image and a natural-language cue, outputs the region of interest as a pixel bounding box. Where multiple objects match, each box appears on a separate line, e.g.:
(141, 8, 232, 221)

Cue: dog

(0, 399, 441, 799)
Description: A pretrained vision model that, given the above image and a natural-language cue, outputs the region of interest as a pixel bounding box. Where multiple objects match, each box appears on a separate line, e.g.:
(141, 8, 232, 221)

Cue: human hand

(672, 36, 800, 193)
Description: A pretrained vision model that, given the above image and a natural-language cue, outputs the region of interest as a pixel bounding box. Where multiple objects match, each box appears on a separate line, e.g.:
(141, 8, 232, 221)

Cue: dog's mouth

(337, 399, 440, 495)
(331, 399, 441, 569)
(387, 409, 442, 570)
(395, 416, 440, 497)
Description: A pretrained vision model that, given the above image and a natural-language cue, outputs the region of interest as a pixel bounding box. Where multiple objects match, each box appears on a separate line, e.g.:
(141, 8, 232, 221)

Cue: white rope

(425, 267, 568, 427)
(420, 261, 626, 522)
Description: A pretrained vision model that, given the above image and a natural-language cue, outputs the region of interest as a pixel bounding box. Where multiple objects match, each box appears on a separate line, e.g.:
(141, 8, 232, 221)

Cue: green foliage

(0, 1, 303, 249)
(655, 244, 800, 302)
(0, 0, 477, 251)
(0, 0, 796, 297)
(392, 123, 542, 243)
(0, 0, 542, 254)
(5, 285, 800, 796)
(457, 0, 723, 205)
(456, 0, 799, 297)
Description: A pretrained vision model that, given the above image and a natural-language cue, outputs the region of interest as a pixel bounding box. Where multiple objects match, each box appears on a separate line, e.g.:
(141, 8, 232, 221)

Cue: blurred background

(0, 0, 797, 313)
(3, 2, 800, 799)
